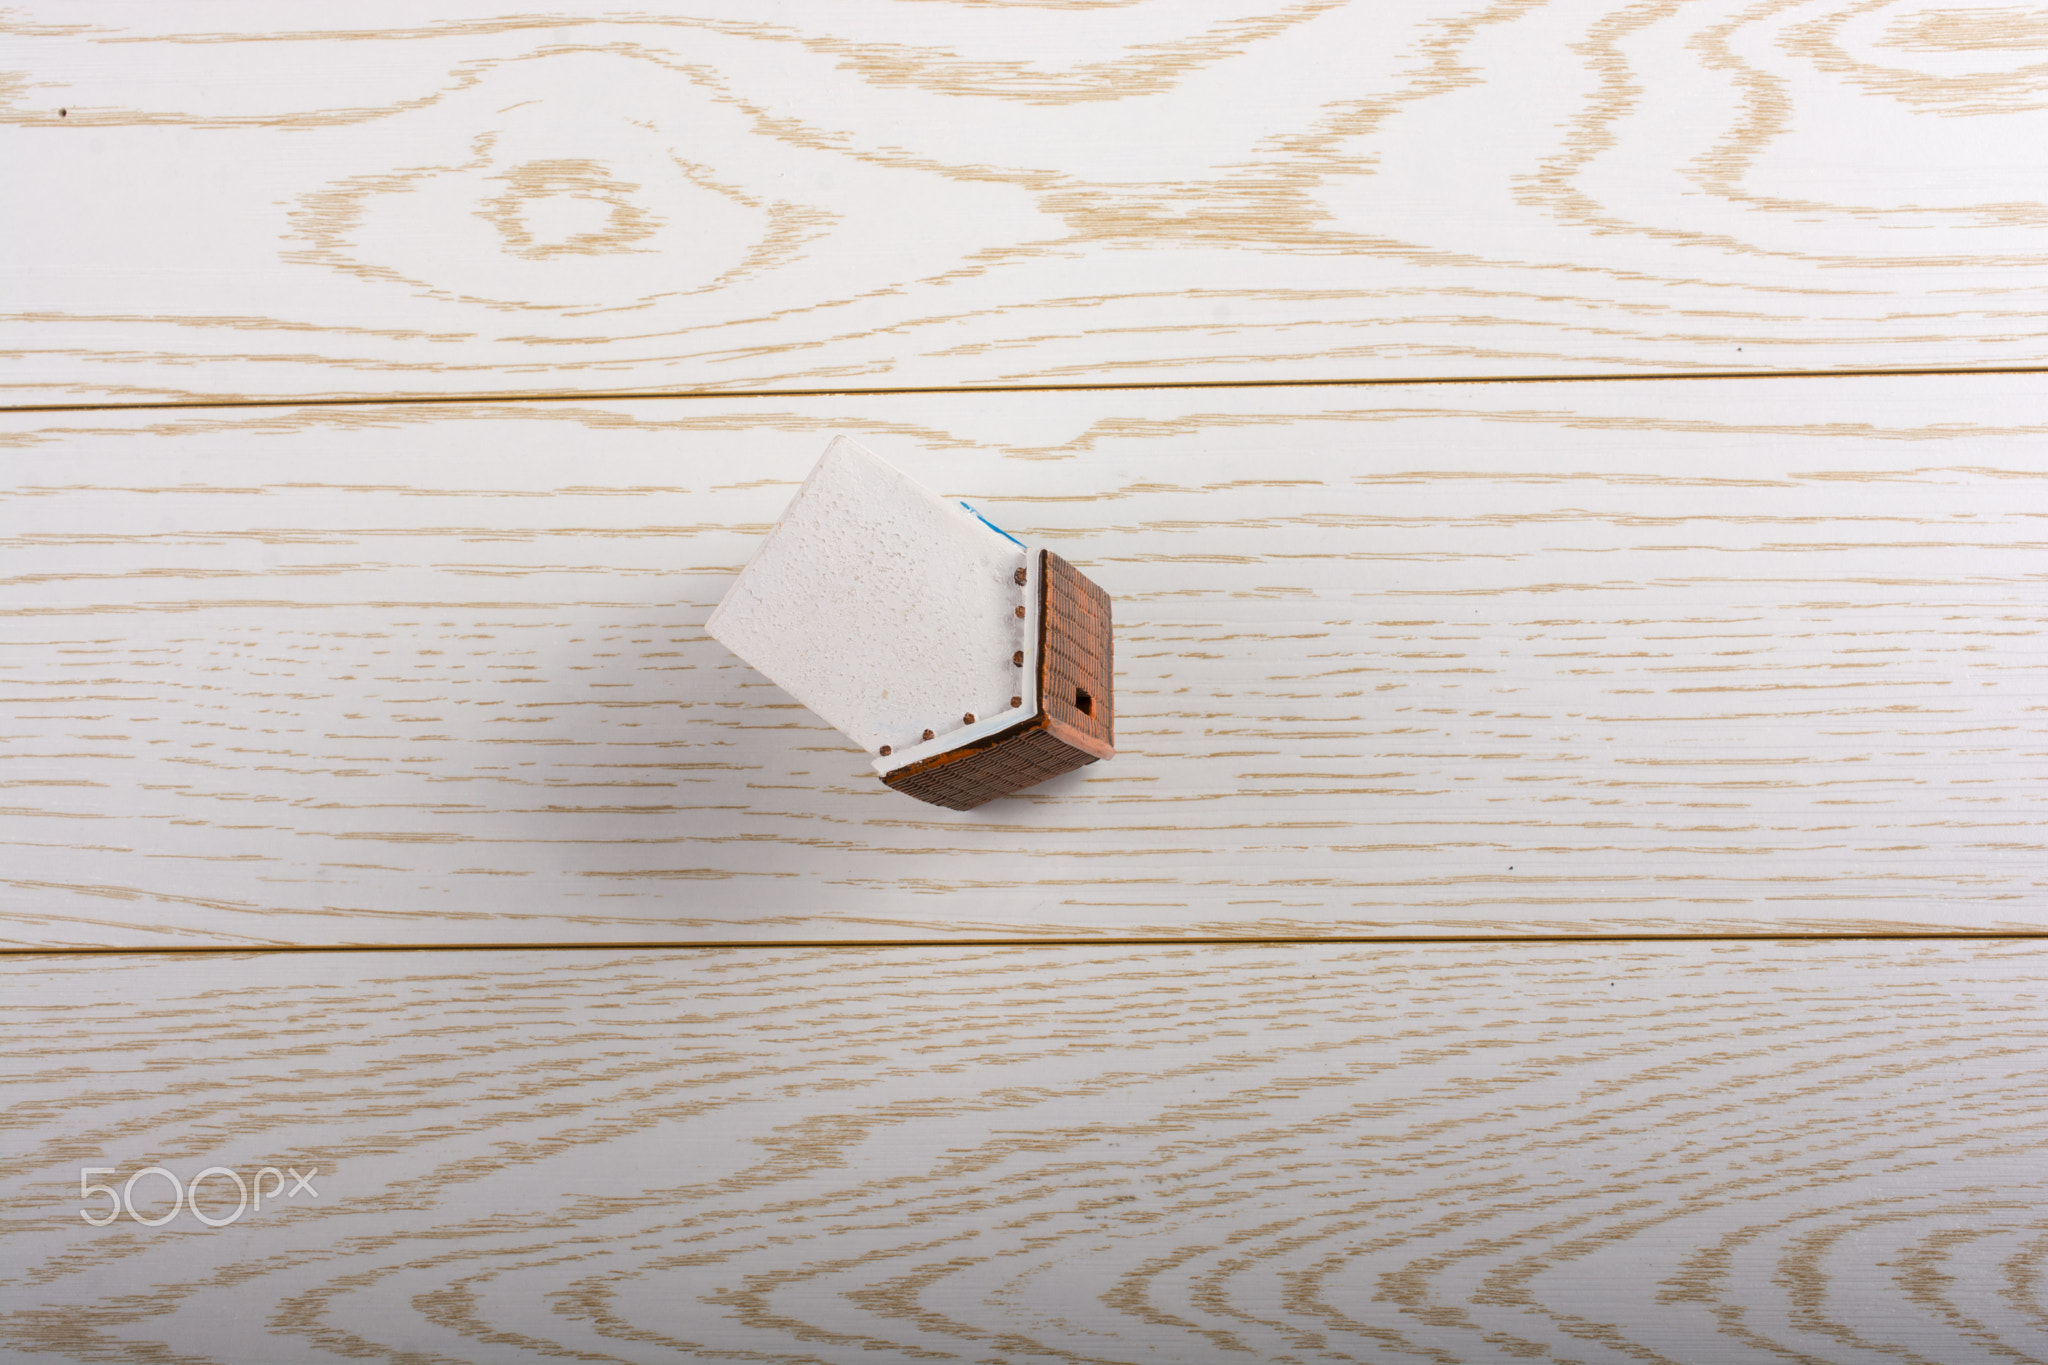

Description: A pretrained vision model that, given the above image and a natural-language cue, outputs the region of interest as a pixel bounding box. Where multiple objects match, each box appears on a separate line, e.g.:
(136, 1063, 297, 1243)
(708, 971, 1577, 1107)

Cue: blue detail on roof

(959, 501, 1027, 549)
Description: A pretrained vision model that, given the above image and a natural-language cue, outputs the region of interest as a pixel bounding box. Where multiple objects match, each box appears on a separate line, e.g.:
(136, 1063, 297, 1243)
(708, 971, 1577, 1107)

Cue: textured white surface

(871, 543, 1041, 778)
(8, 8, 2042, 1361)
(6, 378, 2044, 949)
(8, 942, 2047, 1364)
(705, 437, 1027, 757)
(10, 3, 2048, 404)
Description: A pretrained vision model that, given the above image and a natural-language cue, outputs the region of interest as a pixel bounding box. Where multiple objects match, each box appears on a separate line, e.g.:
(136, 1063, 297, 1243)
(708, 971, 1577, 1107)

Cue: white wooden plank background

(7, 5, 2047, 1360)
(5, 940, 2044, 1365)
(7, 0, 2048, 404)
(6, 375, 2044, 948)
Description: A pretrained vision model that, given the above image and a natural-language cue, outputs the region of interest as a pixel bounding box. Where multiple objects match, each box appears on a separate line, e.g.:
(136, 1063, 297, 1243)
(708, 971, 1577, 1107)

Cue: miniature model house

(707, 437, 1113, 810)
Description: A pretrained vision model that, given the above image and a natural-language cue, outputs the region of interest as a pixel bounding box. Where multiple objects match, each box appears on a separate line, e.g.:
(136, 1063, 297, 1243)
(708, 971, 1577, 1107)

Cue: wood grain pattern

(4, 375, 2043, 947)
(4, 940, 2045, 1363)
(6, 0, 2048, 404)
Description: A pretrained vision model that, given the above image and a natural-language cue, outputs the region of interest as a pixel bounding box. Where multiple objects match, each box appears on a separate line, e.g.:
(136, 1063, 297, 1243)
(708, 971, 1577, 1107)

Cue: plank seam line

(8, 364, 2047, 417)
(8, 931, 2047, 958)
